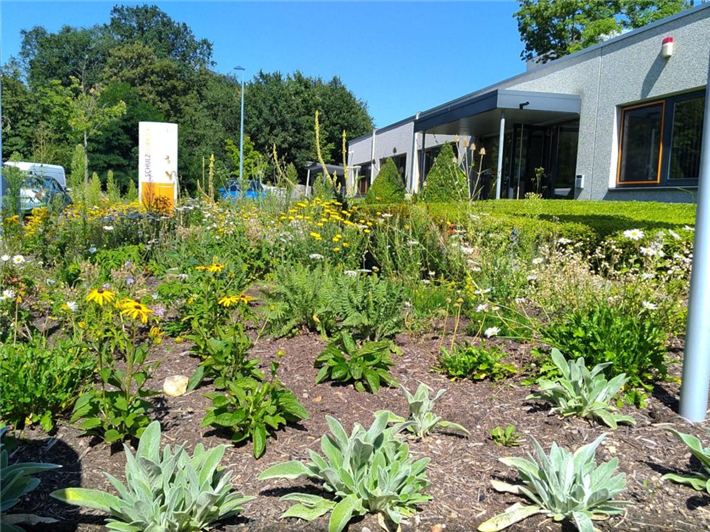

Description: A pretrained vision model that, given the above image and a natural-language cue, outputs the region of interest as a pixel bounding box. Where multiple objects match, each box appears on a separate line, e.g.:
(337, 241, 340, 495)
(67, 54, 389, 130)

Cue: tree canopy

(2, 4, 373, 193)
(515, 0, 692, 63)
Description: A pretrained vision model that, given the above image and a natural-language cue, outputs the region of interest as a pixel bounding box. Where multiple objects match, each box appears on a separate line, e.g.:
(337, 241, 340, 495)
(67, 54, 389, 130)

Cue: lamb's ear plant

(526, 349, 635, 429)
(478, 434, 630, 532)
(1, 426, 60, 532)
(258, 412, 431, 532)
(375, 383, 469, 438)
(663, 428, 710, 494)
(51, 420, 254, 532)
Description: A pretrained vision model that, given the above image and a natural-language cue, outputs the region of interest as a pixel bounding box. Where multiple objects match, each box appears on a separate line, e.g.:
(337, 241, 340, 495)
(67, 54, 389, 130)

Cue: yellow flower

(333, 247, 340, 252)
(310, 232, 322, 241)
(218, 295, 241, 307)
(149, 326, 164, 344)
(120, 300, 153, 324)
(196, 263, 225, 273)
(86, 289, 116, 306)
(342, 242, 350, 248)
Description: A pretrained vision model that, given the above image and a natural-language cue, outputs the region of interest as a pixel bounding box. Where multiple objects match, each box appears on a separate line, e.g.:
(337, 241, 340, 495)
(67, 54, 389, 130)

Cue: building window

(617, 90, 704, 187)
(618, 101, 664, 184)
(669, 95, 705, 180)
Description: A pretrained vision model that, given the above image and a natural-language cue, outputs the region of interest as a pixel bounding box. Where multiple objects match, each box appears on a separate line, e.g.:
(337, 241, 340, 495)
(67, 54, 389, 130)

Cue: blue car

(219, 179, 267, 200)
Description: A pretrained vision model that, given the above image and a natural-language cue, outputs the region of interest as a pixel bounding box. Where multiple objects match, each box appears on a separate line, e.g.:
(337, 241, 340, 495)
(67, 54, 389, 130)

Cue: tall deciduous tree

(515, 0, 691, 62)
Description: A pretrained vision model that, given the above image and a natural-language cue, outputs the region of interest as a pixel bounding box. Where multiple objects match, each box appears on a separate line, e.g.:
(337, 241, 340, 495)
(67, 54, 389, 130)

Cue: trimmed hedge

(365, 158, 406, 204)
(363, 199, 696, 250)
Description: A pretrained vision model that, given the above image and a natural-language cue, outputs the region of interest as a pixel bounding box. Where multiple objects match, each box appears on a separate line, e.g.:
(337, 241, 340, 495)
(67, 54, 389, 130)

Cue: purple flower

(126, 276, 135, 285)
(153, 305, 166, 318)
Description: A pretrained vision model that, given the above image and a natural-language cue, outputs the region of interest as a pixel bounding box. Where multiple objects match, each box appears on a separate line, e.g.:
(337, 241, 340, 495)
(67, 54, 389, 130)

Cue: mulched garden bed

(11, 330, 710, 532)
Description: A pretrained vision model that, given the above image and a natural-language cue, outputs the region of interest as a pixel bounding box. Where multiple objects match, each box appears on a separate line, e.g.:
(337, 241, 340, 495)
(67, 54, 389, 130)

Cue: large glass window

(617, 90, 705, 187)
(669, 96, 705, 180)
(618, 102, 664, 184)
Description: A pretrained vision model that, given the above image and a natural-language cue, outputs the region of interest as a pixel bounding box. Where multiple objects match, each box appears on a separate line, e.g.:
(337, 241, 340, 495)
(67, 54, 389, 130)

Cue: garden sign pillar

(679, 53, 710, 423)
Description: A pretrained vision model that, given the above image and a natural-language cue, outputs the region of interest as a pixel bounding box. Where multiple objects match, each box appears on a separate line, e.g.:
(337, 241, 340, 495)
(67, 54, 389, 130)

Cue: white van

(2, 162, 71, 212)
(4, 162, 67, 189)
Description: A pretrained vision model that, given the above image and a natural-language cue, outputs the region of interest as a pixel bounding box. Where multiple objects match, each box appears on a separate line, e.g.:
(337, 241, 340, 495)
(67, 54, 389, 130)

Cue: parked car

(219, 179, 267, 200)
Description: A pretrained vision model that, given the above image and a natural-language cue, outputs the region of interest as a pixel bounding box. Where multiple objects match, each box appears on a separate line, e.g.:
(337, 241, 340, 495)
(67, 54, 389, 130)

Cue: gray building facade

(348, 3, 709, 202)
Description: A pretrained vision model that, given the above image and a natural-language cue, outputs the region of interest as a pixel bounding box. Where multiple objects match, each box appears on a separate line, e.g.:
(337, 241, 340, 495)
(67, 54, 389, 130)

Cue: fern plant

(479, 435, 629, 532)
(261, 263, 334, 337)
(526, 349, 635, 429)
(328, 272, 405, 341)
(376, 383, 469, 438)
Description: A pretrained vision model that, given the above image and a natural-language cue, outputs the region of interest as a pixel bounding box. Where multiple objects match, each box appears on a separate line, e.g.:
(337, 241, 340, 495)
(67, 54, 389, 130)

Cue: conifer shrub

(421, 143, 468, 202)
(365, 158, 405, 204)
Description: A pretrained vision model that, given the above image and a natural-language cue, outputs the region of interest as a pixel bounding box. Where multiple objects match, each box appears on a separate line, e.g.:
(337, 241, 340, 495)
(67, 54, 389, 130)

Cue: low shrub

(1, 336, 95, 432)
(420, 143, 468, 202)
(437, 342, 516, 381)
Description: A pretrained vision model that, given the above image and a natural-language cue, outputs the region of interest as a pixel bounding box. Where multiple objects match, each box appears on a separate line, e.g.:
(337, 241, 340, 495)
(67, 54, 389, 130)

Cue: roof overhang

(414, 89, 581, 135)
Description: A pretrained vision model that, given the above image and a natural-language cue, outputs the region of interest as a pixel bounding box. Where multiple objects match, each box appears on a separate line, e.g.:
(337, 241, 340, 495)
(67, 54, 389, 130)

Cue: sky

(0, 1, 527, 129)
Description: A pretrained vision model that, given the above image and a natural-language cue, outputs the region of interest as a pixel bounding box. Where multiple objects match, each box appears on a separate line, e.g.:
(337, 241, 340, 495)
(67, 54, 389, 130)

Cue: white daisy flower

(12, 255, 25, 265)
(623, 229, 644, 241)
(103, 225, 114, 231)
(532, 257, 544, 264)
(344, 270, 358, 277)
(473, 288, 491, 296)
(484, 326, 500, 338)
(1, 255, 10, 262)
(476, 304, 489, 313)
(66, 301, 78, 312)
(557, 238, 572, 245)
(668, 230, 681, 241)
(309, 253, 324, 260)
(2, 289, 15, 299)
(642, 301, 658, 310)
(527, 274, 538, 281)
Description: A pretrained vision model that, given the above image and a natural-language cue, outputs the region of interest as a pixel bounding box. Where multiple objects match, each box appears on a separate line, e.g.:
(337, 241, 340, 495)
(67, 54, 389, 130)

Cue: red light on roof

(662, 36, 674, 44)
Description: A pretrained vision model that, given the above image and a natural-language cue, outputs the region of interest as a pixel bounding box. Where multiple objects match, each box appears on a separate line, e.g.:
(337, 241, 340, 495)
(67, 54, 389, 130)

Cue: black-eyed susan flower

(196, 263, 225, 273)
(120, 300, 153, 324)
(86, 288, 116, 306)
(218, 295, 242, 307)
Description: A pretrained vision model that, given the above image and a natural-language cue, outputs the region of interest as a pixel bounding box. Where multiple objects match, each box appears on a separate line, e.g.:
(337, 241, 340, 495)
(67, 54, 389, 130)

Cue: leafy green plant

(490, 425, 521, 447)
(1, 336, 95, 432)
(258, 413, 431, 532)
(187, 323, 262, 391)
(543, 301, 668, 399)
(202, 360, 308, 458)
(315, 332, 399, 394)
(663, 428, 710, 494)
(527, 349, 635, 429)
(376, 383, 469, 438)
(365, 158, 406, 204)
(328, 272, 405, 341)
(478, 435, 629, 532)
(52, 421, 253, 531)
(261, 263, 334, 337)
(1, 426, 61, 532)
(71, 341, 159, 443)
(437, 341, 516, 381)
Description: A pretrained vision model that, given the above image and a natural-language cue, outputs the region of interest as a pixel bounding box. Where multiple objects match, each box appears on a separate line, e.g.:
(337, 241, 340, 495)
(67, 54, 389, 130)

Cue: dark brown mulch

(10, 330, 710, 532)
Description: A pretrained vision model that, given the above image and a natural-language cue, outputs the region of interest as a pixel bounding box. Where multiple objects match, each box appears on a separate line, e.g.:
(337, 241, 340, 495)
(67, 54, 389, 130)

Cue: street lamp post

(235, 66, 246, 187)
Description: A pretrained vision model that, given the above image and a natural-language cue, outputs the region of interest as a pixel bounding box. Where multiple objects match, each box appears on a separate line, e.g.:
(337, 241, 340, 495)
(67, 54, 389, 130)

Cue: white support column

(495, 110, 505, 200)
(679, 67, 710, 422)
(370, 129, 377, 183)
(409, 128, 419, 193)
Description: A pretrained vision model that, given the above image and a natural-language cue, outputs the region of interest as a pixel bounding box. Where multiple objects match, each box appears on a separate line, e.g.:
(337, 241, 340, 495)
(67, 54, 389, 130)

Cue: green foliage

(69, 144, 86, 201)
(258, 413, 431, 532)
(543, 301, 668, 400)
(1, 336, 95, 432)
(328, 272, 405, 341)
(376, 383, 469, 439)
(202, 360, 308, 458)
(479, 435, 629, 532)
(663, 429, 710, 494)
(125, 178, 138, 201)
(51, 421, 253, 531)
(315, 332, 399, 394)
(261, 263, 334, 337)
(1, 426, 61, 532)
(490, 425, 521, 447)
(527, 349, 635, 429)
(70, 343, 159, 443)
(365, 158, 405, 204)
(515, 0, 691, 62)
(437, 342, 516, 381)
(187, 323, 262, 391)
(421, 144, 468, 203)
(106, 170, 121, 202)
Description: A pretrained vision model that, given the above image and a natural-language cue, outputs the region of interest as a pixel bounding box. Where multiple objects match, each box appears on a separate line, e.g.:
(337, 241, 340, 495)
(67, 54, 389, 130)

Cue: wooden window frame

(616, 100, 665, 186)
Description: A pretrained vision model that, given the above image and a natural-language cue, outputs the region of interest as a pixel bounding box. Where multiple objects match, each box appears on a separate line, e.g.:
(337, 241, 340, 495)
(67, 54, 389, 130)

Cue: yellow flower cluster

(117, 298, 154, 324)
(218, 294, 255, 307)
(196, 262, 225, 273)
